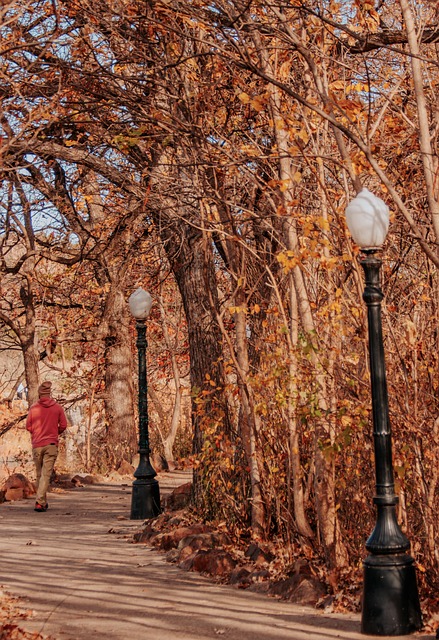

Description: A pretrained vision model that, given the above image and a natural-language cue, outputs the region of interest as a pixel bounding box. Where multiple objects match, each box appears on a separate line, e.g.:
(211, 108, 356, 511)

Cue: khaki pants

(33, 444, 58, 506)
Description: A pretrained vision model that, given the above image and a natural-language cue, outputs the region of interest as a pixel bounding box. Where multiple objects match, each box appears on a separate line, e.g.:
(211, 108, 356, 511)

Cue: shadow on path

(0, 472, 431, 640)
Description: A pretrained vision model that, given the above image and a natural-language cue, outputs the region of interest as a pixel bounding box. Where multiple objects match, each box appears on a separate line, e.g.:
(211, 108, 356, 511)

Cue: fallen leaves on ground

(0, 589, 52, 639)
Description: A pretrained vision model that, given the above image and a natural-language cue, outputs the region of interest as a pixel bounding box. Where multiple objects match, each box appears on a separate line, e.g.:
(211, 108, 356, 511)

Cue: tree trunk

(21, 334, 40, 407)
(287, 276, 314, 539)
(168, 229, 225, 451)
(102, 286, 137, 469)
(160, 219, 228, 503)
(19, 282, 40, 407)
(163, 388, 182, 462)
(158, 284, 184, 463)
(234, 297, 266, 537)
(253, 33, 348, 565)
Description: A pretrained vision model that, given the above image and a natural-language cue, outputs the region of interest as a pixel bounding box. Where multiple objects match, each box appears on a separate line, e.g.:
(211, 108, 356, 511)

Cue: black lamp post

(128, 287, 161, 520)
(346, 189, 422, 636)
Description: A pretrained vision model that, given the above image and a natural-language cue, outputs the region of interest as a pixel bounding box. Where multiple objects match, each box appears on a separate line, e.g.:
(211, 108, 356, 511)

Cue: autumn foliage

(1, 0, 439, 616)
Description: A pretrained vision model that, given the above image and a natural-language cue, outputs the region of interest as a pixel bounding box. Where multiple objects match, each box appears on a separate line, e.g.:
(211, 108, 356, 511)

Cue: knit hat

(38, 381, 52, 397)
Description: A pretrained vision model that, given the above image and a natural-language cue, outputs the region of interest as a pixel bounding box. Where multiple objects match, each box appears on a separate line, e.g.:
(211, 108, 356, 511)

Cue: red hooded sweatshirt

(26, 397, 68, 448)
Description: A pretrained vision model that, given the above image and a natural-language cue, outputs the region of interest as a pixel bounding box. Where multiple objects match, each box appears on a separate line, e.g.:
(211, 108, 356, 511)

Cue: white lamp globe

(345, 188, 389, 249)
(128, 288, 153, 319)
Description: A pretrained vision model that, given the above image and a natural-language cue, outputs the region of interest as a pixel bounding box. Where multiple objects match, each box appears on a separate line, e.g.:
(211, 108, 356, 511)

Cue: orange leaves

(328, 80, 368, 126)
(336, 98, 364, 118)
(353, 0, 380, 31)
(0, 589, 46, 640)
(61, 0, 83, 18)
(329, 80, 345, 92)
(238, 143, 261, 158)
(294, 128, 310, 146)
(228, 305, 247, 316)
(278, 59, 292, 81)
(316, 216, 330, 232)
(237, 91, 268, 113)
(112, 126, 148, 153)
(276, 211, 337, 274)
(351, 149, 371, 175)
(204, 373, 218, 388)
(267, 178, 293, 192)
(277, 250, 299, 273)
(349, 82, 370, 93)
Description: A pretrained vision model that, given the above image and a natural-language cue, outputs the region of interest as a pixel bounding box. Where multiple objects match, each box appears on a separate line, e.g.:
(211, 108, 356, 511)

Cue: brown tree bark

(163, 224, 225, 438)
(101, 285, 137, 469)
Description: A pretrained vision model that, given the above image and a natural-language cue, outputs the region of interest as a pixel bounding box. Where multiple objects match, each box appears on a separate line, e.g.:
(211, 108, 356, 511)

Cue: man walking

(26, 381, 67, 512)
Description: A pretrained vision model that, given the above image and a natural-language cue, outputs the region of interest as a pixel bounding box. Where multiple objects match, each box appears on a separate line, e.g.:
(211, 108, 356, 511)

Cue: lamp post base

(130, 477, 161, 520)
(361, 554, 422, 636)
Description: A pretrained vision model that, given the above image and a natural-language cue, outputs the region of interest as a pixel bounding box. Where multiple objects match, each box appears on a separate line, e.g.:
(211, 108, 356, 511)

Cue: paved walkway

(0, 471, 432, 640)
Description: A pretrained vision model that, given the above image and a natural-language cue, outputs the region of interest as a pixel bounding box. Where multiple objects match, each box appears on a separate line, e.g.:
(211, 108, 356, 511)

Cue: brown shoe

(34, 502, 48, 512)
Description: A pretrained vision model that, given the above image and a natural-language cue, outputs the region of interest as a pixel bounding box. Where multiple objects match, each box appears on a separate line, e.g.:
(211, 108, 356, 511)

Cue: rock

(230, 566, 252, 587)
(154, 524, 212, 551)
(132, 530, 159, 544)
(289, 576, 326, 605)
(247, 580, 271, 594)
(150, 511, 172, 528)
(54, 473, 73, 482)
(268, 574, 326, 606)
(250, 569, 270, 581)
(71, 474, 98, 486)
(178, 551, 197, 571)
(2, 473, 35, 499)
(190, 549, 237, 577)
(117, 460, 134, 476)
(163, 482, 192, 510)
(104, 471, 122, 483)
(230, 566, 271, 591)
(178, 533, 212, 552)
(132, 520, 158, 541)
(58, 480, 77, 489)
(151, 453, 169, 473)
(3, 473, 28, 490)
(177, 545, 197, 566)
(177, 531, 231, 552)
(214, 531, 232, 546)
(269, 575, 301, 599)
(167, 514, 185, 527)
(165, 549, 180, 563)
(53, 472, 97, 488)
(5, 487, 24, 501)
(292, 557, 312, 576)
(317, 594, 335, 610)
(244, 543, 274, 565)
(248, 569, 271, 589)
